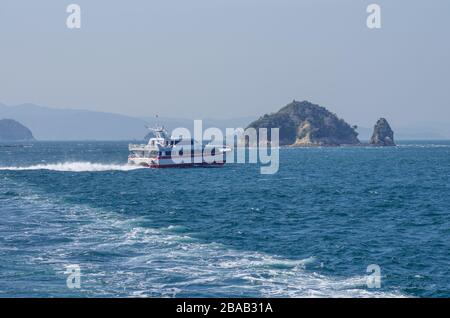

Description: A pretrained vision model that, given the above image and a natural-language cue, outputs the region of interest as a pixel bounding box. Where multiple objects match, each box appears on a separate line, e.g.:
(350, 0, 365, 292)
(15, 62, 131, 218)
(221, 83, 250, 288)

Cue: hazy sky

(0, 0, 449, 127)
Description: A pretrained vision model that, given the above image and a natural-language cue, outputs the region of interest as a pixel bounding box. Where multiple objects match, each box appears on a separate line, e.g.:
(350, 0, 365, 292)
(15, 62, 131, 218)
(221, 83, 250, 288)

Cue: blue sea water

(1, 141, 450, 297)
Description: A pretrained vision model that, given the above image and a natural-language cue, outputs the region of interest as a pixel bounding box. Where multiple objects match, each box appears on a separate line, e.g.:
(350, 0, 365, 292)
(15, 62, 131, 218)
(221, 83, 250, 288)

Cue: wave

(1, 180, 406, 298)
(0, 162, 144, 172)
(397, 144, 450, 148)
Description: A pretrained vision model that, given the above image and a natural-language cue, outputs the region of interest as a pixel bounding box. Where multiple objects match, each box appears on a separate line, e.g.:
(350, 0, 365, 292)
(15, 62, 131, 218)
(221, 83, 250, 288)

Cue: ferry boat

(128, 127, 231, 168)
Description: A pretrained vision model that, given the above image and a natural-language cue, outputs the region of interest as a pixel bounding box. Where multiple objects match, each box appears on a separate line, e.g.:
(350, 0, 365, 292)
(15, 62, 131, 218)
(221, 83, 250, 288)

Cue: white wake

(0, 162, 143, 172)
(0, 178, 406, 298)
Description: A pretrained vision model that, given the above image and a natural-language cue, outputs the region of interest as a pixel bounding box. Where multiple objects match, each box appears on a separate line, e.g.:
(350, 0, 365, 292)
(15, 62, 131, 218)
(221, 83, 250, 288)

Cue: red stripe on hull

(147, 162, 225, 168)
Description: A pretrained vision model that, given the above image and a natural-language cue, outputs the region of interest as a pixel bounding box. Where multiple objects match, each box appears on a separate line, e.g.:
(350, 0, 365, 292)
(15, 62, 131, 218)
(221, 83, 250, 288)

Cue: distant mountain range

(1, 102, 449, 141)
(0, 103, 254, 141)
(0, 103, 147, 140)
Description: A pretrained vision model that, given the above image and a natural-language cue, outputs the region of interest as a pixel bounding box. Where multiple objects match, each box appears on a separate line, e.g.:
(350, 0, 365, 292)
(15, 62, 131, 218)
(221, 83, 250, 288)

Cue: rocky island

(247, 100, 360, 146)
(369, 118, 395, 146)
(246, 100, 396, 147)
(0, 119, 35, 141)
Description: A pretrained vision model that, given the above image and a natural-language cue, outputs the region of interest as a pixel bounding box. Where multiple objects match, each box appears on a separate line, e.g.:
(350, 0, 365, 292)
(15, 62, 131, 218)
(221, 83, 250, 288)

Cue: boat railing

(129, 144, 153, 151)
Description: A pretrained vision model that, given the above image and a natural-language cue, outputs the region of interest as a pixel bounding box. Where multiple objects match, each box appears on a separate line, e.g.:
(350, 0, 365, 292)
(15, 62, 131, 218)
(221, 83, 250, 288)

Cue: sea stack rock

(246, 100, 360, 146)
(0, 119, 34, 141)
(369, 118, 395, 146)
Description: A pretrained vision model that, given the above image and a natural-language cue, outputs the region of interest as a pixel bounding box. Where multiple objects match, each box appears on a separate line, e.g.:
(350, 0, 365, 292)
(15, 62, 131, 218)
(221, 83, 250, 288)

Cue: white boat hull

(128, 152, 226, 168)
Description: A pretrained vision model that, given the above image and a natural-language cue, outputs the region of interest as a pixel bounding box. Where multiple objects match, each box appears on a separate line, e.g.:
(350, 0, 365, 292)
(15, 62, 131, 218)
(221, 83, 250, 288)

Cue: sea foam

(0, 179, 406, 298)
(0, 162, 143, 172)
